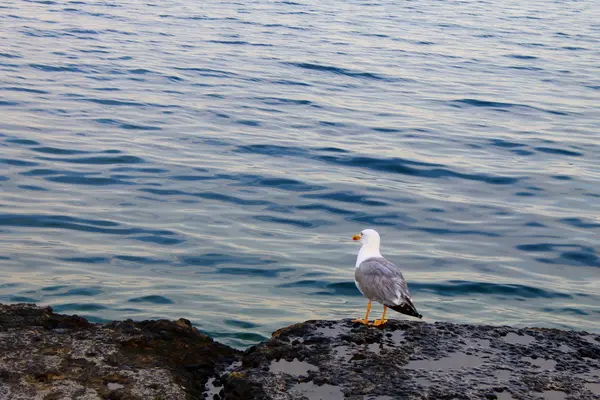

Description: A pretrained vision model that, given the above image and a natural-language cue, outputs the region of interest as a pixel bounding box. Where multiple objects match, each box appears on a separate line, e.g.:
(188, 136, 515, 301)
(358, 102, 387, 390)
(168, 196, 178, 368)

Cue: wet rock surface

(222, 320, 600, 400)
(1, 304, 599, 400)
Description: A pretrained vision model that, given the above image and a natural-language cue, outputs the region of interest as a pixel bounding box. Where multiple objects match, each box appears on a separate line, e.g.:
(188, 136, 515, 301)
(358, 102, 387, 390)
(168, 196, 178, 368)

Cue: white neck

(356, 243, 382, 268)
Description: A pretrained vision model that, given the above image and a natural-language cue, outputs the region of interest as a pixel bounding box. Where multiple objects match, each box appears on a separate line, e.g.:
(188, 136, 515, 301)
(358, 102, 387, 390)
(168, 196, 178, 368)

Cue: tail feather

(388, 299, 422, 319)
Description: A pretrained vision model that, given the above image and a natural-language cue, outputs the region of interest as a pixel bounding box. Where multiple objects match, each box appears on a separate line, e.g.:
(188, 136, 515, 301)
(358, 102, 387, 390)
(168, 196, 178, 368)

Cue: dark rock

(0, 303, 240, 399)
(223, 319, 600, 400)
(1, 304, 599, 399)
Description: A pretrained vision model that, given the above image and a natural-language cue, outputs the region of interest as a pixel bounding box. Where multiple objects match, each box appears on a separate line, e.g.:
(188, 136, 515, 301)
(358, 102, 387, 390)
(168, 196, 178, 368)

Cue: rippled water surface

(1, 0, 599, 347)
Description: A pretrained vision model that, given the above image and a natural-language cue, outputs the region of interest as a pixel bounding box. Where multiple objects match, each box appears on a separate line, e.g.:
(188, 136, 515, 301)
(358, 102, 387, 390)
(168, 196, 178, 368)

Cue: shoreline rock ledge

(0, 304, 598, 400)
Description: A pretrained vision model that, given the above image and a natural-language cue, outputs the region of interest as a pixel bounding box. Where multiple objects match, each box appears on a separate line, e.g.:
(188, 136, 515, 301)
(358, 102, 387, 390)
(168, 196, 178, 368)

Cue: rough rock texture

(1, 304, 599, 400)
(0, 303, 240, 400)
(219, 320, 600, 400)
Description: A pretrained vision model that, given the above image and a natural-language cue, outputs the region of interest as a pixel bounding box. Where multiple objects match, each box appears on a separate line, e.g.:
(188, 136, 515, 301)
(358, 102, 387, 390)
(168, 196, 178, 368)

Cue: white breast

(355, 246, 382, 268)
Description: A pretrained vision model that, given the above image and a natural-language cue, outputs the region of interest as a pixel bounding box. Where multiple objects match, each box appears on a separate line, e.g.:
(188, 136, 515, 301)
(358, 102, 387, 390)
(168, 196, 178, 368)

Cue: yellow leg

(373, 306, 388, 326)
(352, 300, 372, 325)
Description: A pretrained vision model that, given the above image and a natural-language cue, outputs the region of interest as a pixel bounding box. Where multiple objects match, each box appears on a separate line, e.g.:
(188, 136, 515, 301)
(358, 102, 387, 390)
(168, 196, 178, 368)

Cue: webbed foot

(373, 319, 388, 326)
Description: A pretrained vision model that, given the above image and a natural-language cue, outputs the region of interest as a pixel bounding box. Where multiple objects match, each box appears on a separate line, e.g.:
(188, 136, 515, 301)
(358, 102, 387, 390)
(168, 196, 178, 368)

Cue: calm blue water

(1, 0, 599, 348)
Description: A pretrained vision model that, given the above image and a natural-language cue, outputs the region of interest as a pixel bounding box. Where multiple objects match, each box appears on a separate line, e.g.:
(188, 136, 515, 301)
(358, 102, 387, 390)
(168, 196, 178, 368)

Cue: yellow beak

(352, 234, 361, 241)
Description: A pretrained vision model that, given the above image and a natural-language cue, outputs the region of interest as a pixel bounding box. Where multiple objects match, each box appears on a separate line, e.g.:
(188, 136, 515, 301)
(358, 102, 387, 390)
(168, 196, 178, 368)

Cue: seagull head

(352, 228, 380, 249)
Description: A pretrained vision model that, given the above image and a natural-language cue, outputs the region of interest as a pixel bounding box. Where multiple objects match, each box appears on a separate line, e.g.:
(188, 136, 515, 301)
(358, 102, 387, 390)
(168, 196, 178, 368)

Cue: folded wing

(355, 257, 422, 319)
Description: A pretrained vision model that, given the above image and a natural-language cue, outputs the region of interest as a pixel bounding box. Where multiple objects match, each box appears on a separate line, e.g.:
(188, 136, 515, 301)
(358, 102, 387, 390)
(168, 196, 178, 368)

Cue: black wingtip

(388, 301, 422, 319)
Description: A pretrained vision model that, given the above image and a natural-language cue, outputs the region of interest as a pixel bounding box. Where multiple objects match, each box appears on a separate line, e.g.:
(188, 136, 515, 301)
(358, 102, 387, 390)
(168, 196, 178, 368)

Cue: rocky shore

(0, 303, 598, 400)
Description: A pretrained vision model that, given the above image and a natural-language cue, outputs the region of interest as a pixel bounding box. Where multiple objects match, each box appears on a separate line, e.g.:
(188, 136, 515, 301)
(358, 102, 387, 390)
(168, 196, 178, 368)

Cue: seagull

(352, 228, 422, 326)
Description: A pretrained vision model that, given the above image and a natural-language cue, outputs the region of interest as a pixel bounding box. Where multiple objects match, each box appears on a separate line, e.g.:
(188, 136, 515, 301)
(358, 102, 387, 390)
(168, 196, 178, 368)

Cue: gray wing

(355, 257, 412, 306)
